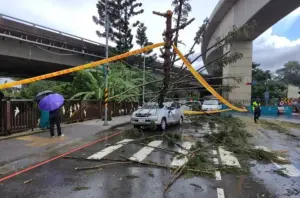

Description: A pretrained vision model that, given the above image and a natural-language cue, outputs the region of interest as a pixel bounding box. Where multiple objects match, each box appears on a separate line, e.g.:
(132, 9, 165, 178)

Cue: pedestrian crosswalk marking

(171, 142, 194, 167)
(255, 146, 300, 177)
(215, 171, 222, 180)
(218, 147, 241, 168)
(88, 139, 133, 160)
(129, 140, 163, 162)
(217, 188, 225, 198)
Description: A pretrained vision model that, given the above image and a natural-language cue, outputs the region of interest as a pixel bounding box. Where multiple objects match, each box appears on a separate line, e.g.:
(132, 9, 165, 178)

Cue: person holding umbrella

(39, 93, 65, 137)
(35, 90, 53, 130)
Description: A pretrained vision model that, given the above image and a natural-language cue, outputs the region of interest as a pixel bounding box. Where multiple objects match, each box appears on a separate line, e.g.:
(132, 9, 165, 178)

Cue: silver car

(131, 102, 184, 130)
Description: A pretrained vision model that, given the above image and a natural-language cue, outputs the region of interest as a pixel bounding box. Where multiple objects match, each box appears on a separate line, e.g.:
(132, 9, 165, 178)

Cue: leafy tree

(171, 0, 192, 48)
(252, 62, 286, 100)
(276, 61, 300, 86)
(16, 81, 70, 99)
(172, 0, 192, 24)
(135, 23, 157, 68)
(71, 63, 143, 102)
(93, 0, 144, 53)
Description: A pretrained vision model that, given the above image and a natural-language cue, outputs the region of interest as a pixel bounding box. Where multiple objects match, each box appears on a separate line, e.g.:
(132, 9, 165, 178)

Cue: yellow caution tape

(0, 42, 164, 90)
(184, 109, 232, 115)
(0, 41, 247, 114)
(173, 45, 247, 112)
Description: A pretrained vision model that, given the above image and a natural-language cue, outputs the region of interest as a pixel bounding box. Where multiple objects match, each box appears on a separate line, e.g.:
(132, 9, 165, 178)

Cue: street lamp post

(142, 55, 145, 105)
(103, 0, 109, 126)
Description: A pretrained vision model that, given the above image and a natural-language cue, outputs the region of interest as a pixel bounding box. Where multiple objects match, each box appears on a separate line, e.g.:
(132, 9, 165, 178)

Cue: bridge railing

(0, 13, 104, 47)
(0, 99, 138, 135)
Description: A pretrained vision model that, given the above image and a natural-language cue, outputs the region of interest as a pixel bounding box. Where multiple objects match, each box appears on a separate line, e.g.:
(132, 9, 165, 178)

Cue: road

(0, 117, 299, 198)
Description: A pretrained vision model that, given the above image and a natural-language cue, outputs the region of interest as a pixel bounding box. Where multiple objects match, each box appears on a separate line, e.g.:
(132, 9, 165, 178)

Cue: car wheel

(178, 116, 183, 125)
(160, 118, 167, 131)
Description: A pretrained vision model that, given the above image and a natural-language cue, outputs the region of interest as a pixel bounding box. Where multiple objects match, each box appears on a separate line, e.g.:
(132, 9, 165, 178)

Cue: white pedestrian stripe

(171, 142, 194, 167)
(212, 150, 217, 155)
(255, 146, 300, 177)
(217, 188, 225, 198)
(88, 139, 133, 160)
(130, 140, 163, 162)
(218, 147, 241, 168)
(214, 158, 219, 165)
(275, 163, 300, 177)
(215, 171, 222, 180)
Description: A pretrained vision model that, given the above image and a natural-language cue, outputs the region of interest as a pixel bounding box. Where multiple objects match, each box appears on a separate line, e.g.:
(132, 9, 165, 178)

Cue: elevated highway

(202, 0, 300, 105)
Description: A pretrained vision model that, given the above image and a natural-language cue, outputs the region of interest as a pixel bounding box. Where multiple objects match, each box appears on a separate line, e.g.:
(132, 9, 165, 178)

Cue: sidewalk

(0, 115, 131, 176)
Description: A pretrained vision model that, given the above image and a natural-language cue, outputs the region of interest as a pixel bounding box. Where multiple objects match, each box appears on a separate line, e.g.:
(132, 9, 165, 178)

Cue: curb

(0, 120, 131, 141)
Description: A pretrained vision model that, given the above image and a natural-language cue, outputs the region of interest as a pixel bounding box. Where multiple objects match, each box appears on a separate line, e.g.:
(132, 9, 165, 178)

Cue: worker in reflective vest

(252, 99, 261, 123)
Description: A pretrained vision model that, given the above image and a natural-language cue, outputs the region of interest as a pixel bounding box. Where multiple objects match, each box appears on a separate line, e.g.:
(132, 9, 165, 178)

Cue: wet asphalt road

(0, 121, 290, 198)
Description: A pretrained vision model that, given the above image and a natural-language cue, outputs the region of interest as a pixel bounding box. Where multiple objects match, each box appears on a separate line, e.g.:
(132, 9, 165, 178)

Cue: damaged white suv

(131, 102, 184, 130)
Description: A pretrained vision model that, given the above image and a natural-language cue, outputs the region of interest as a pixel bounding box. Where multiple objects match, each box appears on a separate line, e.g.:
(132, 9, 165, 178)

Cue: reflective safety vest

(252, 101, 260, 111)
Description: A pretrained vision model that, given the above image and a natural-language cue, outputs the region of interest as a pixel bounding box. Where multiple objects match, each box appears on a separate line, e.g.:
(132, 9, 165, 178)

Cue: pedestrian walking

(38, 93, 65, 137)
(252, 98, 261, 123)
(49, 108, 63, 137)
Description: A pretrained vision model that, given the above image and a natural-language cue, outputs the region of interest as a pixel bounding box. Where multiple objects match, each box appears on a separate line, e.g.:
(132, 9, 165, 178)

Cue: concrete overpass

(202, 0, 300, 105)
(0, 13, 107, 79)
(0, 14, 188, 81)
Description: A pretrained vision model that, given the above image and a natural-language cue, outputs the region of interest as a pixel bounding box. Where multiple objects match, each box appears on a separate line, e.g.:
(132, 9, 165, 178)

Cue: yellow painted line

(17, 135, 67, 147)
(173, 45, 247, 112)
(0, 42, 164, 90)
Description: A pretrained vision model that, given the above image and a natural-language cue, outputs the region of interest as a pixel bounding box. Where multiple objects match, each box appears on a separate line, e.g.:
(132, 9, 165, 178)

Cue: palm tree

(70, 68, 105, 100)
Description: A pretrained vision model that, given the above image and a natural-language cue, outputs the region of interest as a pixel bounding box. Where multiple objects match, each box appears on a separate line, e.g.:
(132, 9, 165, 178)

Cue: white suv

(201, 99, 222, 111)
(131, 102, 184, 130)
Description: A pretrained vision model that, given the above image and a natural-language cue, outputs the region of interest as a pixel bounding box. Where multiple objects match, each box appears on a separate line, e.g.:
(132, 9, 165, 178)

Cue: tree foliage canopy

(276, 61, 300, 86)
(93, 0, 144, 53)
(252, 62, 286, 100)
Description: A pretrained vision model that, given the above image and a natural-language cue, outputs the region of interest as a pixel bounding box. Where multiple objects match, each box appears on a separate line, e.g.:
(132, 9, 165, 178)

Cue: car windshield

(203, 100, 218, 105)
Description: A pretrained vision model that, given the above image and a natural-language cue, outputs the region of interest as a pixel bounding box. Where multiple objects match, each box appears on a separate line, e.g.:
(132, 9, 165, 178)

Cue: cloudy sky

(0, 0, 300, 72)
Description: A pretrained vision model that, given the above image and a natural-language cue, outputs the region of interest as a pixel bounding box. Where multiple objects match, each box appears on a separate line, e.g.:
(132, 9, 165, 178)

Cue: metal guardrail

(0, 13, 105, 47)
(0, 99, 137, 135)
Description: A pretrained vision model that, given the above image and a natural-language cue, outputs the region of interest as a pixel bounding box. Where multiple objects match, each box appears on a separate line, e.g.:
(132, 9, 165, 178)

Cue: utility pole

(142, 55, 145, 105)
(103, 0, 109, 126)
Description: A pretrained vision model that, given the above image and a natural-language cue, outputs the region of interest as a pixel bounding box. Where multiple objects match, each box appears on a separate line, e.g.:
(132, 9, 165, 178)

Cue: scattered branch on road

(24, 179, 33, 184)
(118, 154, 174, 170)
(75, 162, 132, 171)
(139, 142, 183, 155)
(200, 115, 291, 165)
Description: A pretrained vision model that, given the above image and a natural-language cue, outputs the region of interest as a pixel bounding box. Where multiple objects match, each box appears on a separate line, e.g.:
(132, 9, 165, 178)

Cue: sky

(0, 0, 300, 73)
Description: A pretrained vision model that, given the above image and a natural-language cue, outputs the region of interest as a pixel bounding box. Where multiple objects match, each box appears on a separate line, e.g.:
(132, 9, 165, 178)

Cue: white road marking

(218, 147, 241, 168)
(130, 140, 163, 162)
(214, 158, 219, 165)
(217, 188, 225, 198)
(88, 139, 133, 159)
(171, 142, 194, 167)
(275, 163, 300, 177)
(255, 146, 300, 177)
(215, 171, 222, 180)
(212, 150, 217, 155)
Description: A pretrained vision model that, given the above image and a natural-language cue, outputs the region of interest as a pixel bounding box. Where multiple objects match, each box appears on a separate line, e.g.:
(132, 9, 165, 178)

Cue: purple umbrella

(38, 93, 64, 111)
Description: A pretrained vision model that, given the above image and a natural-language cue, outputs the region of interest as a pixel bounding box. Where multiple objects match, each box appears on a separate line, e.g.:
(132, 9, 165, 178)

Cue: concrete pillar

(222, 41, 252, 106)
